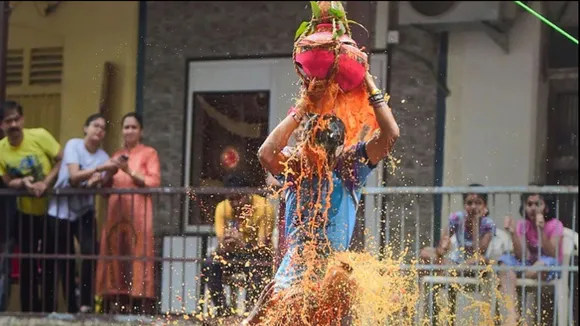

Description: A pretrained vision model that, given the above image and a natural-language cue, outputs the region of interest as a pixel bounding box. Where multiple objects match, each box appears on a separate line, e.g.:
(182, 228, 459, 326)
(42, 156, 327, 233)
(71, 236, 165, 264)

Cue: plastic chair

(514, 228, 578, 326)
(417, 228, 512, 324)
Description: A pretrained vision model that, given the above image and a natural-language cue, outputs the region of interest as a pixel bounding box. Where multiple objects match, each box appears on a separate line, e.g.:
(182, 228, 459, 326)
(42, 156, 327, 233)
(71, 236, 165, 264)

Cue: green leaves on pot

(310, 1, 321, 18)
(295, 21, 310, 40)
(348, 19, 369, 36)
(336, 21, 346, 37)
(329, 7, 345, 19)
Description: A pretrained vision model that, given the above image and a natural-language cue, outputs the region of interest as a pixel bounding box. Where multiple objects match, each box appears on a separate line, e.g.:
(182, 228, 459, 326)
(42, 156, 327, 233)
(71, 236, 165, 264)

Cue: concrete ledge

(0, 314, 243, 326)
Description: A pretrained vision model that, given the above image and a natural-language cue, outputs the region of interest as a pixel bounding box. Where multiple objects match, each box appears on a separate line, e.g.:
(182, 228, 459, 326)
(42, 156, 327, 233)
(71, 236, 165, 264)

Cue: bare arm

(69, 160, 118, 187)
(435, 227, 455, 256)
(510, 231, 527, 261)
(42, 150, 63, 187)
(478, 232, 493, 255)
(363, 73, 400, 166)
(540, 230, 561, 259)
(126, 170, 146, 187)
(536, 214, 561, 259)
(506, 217, 532, 261)
(2, 174, 33, 190)
(68, 164, 101, 187)
(258, 105, 304, 176)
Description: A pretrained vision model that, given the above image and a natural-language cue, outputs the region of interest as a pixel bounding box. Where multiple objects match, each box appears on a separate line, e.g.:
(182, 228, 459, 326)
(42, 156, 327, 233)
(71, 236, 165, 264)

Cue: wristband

(369, 93, 385, 105)
(291, 111, 304, 124)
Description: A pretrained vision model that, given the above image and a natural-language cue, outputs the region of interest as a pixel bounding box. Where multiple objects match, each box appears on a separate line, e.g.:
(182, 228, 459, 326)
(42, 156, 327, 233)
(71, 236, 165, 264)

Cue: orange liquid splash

(186, 80, 513, 326)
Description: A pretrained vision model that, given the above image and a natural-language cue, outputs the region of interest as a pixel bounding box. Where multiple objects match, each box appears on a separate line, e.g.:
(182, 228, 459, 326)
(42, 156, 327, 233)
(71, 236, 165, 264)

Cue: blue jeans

(498, 253, 561, 281)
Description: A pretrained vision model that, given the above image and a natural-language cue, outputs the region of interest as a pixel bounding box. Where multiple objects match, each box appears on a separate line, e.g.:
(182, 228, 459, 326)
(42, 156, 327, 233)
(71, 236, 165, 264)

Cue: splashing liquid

(249, 81, 510, 326)
(184, 92, 514, 326)
(191, 1, 510, 322)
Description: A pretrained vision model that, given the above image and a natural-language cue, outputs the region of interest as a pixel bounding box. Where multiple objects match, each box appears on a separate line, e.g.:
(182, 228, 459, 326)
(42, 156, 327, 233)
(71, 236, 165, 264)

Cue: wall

(8, 1, 139, 151)
(367, 2, 441, 254)
(443, 2, 547, 221)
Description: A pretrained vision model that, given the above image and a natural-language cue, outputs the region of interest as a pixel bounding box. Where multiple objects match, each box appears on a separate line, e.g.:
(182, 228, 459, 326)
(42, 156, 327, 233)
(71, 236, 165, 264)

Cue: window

(188, 91, 270, 226)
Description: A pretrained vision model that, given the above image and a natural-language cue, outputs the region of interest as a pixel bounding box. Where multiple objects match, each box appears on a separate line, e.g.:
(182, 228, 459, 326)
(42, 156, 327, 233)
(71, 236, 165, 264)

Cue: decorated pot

(294, 23, 368, 92)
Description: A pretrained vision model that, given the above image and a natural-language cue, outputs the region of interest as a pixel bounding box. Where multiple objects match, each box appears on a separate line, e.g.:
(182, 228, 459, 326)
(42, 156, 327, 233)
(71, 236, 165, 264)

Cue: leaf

(338, 21, 346, 36)
(295, 21, 310, 40)
(310, 1, 321, 18)
(348, 19, 369, 36)
(329, 7, 345, 19)
(330, 1, 346, 13)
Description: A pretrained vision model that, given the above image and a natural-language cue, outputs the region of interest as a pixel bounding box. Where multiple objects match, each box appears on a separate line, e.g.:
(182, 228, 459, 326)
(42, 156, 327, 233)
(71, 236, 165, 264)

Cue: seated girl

(499, 189, 564, 325)
(420, 184, 496, 270)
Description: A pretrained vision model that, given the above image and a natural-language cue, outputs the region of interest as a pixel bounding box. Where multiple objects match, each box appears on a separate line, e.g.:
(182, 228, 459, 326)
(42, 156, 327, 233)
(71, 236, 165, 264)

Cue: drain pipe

(0, 1, 9, 106)
(379, 0, 399, 259)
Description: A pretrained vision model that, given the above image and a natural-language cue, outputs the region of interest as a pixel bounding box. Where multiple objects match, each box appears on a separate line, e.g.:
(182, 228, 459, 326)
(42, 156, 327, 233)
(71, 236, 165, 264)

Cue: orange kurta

(96, 144, 161, 299)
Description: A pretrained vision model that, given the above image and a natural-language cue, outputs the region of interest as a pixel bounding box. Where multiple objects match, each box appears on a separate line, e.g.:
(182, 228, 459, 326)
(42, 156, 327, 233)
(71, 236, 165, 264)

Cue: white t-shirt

(48, 138, 110, 221)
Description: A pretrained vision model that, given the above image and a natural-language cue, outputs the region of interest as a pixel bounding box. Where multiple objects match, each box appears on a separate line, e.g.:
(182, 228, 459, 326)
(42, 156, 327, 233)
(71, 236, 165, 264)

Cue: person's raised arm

(505, 216, 527, 261)
(258, 104, 305, 176)
(43, 149, 63, 187)
(363, 72, 400, 166)
(537, 214, 563, 259)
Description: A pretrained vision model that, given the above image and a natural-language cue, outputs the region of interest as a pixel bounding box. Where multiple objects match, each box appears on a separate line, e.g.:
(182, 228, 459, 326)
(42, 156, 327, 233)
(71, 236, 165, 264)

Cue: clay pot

(294, 24, 368, 92)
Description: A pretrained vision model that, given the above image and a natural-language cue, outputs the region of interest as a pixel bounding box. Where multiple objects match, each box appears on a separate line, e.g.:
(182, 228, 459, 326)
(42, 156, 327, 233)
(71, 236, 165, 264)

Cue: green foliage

(310, 1, 321, 18)
(295, 21, 310, 40)
(337, 21, 346, 37)
(348, 19, 369, 36)
(328, 7, 345, 19)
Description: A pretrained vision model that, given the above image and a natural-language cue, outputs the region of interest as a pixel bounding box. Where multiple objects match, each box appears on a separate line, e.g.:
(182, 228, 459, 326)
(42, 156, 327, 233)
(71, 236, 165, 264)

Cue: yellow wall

(7, 1, 139, 152)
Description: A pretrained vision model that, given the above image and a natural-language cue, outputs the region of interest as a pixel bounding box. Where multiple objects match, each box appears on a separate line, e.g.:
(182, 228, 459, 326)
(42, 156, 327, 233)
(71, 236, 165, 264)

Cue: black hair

(122, 112, 143, 129)
(1, 101, 23, 120)
(304, 114, 346, 157)
(84, 113, 105, 127)
(518, 183, 557, 221)
(223, 174, 249, 188)
(462, 183, 488, 205)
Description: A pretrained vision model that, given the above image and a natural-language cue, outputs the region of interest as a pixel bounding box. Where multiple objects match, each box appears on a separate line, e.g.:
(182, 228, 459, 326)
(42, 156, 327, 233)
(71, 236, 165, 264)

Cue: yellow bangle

(370, 88, 382, 96)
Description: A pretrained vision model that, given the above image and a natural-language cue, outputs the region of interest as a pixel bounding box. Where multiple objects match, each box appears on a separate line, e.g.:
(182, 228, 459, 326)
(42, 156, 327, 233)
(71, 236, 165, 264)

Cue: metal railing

(0, 186, 577, 325)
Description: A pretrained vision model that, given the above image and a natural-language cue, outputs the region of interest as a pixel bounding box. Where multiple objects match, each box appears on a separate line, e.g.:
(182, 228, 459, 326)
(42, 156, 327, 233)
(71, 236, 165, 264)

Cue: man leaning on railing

(0, 101, 63, 313)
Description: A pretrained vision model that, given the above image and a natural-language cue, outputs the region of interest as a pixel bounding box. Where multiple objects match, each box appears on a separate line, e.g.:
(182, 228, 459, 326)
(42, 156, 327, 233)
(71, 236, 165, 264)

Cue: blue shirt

(274, 141, 376, 289)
